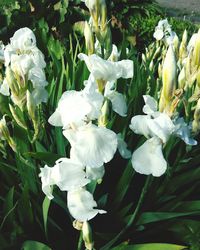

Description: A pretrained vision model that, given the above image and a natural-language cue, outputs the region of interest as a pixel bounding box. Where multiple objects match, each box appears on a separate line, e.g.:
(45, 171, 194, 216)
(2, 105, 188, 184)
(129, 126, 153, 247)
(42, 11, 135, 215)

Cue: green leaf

(111, 243, 187, 250)
(136, 211, 200, 225)
(24, 152, 62, 165)
(43, 196, 51, 238)
(1, 187, 15, 229)
(22, 240, 52, 250)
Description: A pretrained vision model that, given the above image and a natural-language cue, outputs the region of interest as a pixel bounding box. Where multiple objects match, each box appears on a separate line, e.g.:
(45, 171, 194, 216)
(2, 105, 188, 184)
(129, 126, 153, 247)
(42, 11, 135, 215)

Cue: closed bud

(100, 0, 107, 32)
(98, 99, 109, 127)
(193, 98, 200, 134)
(0, 116, 17, 152)
(26, 90, 36, 121)
(82, 221, 93, 250)
(178, 67, 186, 89)
(158, 63, 162, 79)
(84, 22, 94, 55)
(142, 53, 146, 63)
(6, 67, 19, 96)
(197, 69, 200, 87)
(173, 34, 179, 54)
(179, 30, 188, 64)
(9, 104, 27, 130)
(193, 29, 200, 67)
(160, 45, 176, 110)
(149, 60, 154, 71)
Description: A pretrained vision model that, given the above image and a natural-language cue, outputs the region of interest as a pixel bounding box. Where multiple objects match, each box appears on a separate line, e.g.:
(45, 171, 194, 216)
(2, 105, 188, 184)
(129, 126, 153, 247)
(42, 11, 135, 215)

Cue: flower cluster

(39, 47, 133, 222)
(0, 27, 48, 108)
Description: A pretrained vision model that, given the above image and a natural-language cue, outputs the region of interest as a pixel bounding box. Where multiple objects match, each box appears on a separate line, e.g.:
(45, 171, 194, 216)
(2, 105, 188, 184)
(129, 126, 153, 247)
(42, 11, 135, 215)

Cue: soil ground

(156, 0, 200, 24)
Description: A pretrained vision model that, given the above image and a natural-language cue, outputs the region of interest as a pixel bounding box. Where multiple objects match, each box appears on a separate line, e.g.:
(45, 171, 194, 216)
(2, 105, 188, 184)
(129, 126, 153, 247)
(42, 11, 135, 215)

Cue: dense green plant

(0, 1, 200, 250)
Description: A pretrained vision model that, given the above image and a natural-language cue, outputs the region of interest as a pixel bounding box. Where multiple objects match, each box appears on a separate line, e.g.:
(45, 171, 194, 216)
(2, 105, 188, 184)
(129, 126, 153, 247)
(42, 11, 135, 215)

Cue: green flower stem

(77, 231, 83, 250)
(100, 175, 153, 250)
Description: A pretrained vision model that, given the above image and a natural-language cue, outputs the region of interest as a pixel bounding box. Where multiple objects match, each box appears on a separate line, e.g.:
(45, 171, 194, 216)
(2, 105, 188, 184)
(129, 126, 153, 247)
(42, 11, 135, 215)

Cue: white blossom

(132, 137, 167, 177)
(63, 123, 118, 168)
(67, 188, 106, 221)
(48, 84, 103, 129)
(153, 19, 176, 45)
(78, 53, 133, 82)
(39, 158, 90, 200)
(104, 81, 127, 117)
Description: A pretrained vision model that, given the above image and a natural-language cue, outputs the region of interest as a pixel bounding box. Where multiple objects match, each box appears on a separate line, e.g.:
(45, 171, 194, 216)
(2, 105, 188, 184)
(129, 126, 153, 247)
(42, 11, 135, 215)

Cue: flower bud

(6, 67, 19, 96)
(0, 116, 17, 152)
(84, 22, 94, 55)
(197, 69, 200, 88)
(82, 221, 93, 250)
(98, 99, 109, 127)
(173, 34, 179, 55)
(100, 0, 107, 32)
(178, 67, 186, 89)
(193, 98, 200, 134)
(159, 45, 176, 111)
(26, 90, 36, 121)
(179, 30, 188, 64)
(86, 0, 100, 29)
(9, 104, 27, 130)
(192, 29, 200, 67)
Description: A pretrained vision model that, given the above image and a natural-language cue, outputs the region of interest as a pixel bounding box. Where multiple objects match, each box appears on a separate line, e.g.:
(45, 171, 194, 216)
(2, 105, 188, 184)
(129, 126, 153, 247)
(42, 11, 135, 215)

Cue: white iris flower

(78, 53, 133, 82)
(39, 158, 90, 200)
(130, 95, 197, 177)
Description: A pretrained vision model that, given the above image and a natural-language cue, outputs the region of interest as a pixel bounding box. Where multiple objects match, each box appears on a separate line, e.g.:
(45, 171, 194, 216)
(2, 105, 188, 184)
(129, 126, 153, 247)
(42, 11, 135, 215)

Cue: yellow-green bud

(162, 45, 176, 104)
(193, 29, 200, 67)
(82, 221, 93, 250)
(84, 22, 94, 55)
(9, 104, 27, 130)
(0, 116, 17, 152)
(193, 98, 200, 134)
(100, 0, 107, 32)
(98, 99, 109, 127)
(179, 30, 188, 64)
(178, 67, 186, 89)
(26, 90, 36, 121)
(173, 34, 179, 55)
(6, 67, 19, 96)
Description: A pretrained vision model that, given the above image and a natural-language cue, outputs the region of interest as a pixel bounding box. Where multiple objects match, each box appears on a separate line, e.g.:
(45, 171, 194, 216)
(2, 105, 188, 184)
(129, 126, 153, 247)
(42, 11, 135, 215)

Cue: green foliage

(0, 1, 200, 250)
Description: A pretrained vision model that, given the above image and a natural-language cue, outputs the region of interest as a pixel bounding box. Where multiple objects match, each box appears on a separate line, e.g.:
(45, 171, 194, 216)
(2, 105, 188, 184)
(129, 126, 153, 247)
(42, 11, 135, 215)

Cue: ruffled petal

(117, 134, 131, 159)
(31, 87, 48, 105)
(173, 118, 197, 146)
(130, 115, 152, 138)
(49, 90, 92, 129)
(83, 76, 104, 120)
(131, 137, 167, 177)
(10, 27, 36, 51)
(0, 79, 10, 96)
(107, 91, 127, 117)
(53, 158, 90, 191)
(28, 67, 48, 88)
(67, 188, 106, 221)
(143, 95, 158, 114)
(63, 123, 118, 168)
(86, 165, 105, 181)
(148, 113, 175, 143)
(78, 53, 133, 82)
(39, 165, 55, 200)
